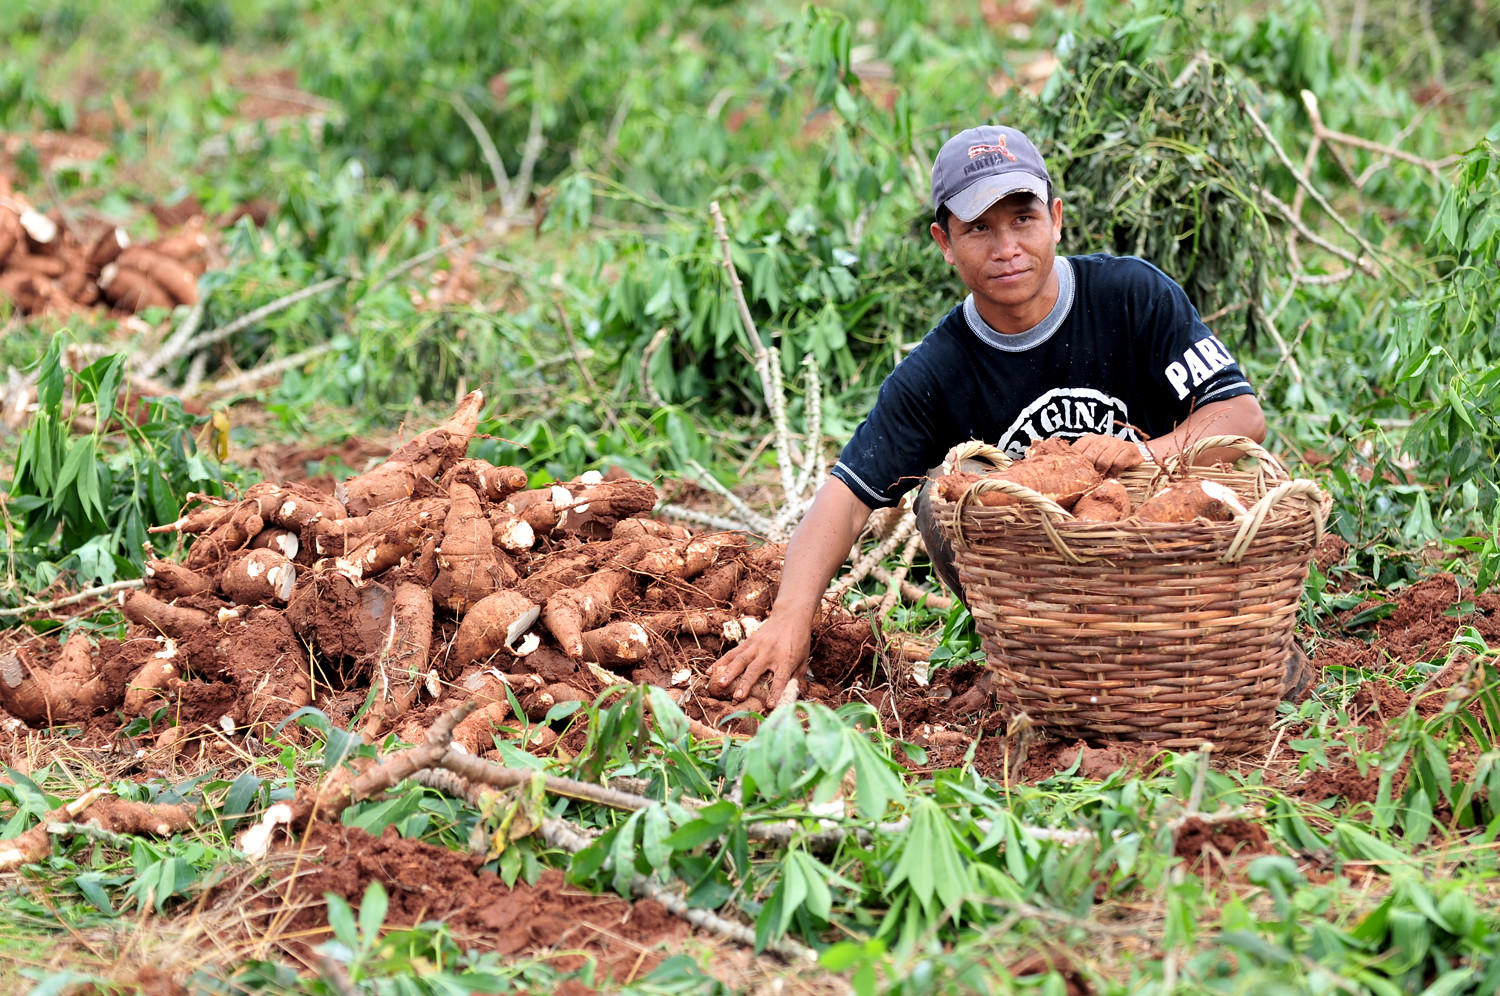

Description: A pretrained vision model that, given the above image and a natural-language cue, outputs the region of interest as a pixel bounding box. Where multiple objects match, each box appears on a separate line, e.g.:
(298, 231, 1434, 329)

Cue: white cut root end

(239, 802, 293, 859)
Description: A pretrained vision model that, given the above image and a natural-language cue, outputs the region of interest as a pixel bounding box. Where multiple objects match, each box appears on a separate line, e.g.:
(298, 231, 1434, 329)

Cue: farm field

(2, 1, 1499, 993)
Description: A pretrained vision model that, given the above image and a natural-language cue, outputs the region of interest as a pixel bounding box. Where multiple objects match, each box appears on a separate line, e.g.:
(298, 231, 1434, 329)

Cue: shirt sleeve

(1132, 259, 1255, 413)
(830, 341, 957, 509)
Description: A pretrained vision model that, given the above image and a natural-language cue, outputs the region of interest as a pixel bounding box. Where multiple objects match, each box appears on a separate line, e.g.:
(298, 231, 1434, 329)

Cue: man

(707, 123, 1272, 707)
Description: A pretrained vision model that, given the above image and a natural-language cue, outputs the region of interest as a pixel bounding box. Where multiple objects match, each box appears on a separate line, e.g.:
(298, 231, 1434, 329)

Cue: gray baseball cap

(931, 125, 1051, 221)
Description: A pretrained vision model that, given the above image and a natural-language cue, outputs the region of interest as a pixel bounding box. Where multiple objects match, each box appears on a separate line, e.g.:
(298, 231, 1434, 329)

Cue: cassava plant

(3, 335, 231, 594)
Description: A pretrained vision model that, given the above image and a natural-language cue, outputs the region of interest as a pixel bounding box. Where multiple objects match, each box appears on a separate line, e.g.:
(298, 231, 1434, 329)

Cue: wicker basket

(935, 435, 1330, 754)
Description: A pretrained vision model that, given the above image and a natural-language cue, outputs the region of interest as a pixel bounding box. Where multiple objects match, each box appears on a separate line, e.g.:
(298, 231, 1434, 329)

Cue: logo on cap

(967, 139, 1018, 162)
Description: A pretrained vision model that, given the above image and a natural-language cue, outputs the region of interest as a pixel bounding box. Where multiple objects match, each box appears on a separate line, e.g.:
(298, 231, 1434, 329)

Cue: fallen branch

(449, 92, 514, 210)
(540, 817, 818, 963)
(868, 566, 951, 612)
(409, 768, 816, 963)
(0, 786, 196, 870)
(1240, 98, 1400, 286)
(710, 201, 800, 504)
(138, 276, 349, 379)
(639, 327, 670, 408)
(1300, 89, 1459, 179)
(197, 343, 338, 399)
(285, 700, 477, 831)
(829, 513, 917, 600)
(684, 459, 774, 537)
(0, 578, 145, 619)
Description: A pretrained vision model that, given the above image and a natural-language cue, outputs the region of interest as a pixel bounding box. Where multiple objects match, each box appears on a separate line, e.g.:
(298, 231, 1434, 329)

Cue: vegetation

(1, 0, 1498, 992)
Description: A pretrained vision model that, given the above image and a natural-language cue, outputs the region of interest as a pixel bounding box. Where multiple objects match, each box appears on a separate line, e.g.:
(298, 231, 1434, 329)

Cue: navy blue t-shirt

(831, 253, 1255, 508)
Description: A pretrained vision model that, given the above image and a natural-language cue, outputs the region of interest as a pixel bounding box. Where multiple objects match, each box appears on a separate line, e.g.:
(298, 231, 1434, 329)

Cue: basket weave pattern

(937, 437, 1329, 753)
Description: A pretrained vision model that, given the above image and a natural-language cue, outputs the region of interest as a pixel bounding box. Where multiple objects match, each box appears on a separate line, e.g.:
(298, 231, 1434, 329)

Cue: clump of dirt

(1172, 816, 1271, 866)
(270, 823, 689, 985)
(1364, 574, 1500, 666)
(1007, 947, 1095, 996)
(1294, 759, 1389, 807)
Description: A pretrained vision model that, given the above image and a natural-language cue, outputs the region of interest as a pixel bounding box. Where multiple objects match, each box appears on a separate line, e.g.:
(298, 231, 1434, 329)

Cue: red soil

(269, 824, 688, 988)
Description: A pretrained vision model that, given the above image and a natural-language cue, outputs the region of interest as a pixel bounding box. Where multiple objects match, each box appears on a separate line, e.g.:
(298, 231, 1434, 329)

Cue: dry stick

(1263, 317, 1316, 392)
(1200, 299, 1250, 325)
(198, 343, 338, 399)
(449, 92, 513, 206)
(709, 201, 801, 506)
(1302, 90, 1459, 178)
(655, 504, 760, 534)
(772, 352, 825, 537)
(0, 578, 144, 619)
(285, 702, 476, 830)
(148, 235, 476, 387)
(1253, 184, 1370, 273)
(1250, 299, 1305, 389)
(876, 533, 924, 617)
(509, 97, 546, 216)
(145, 276, 349, 379)
(437, 750, 668, 812)
(181, 352, 210, 397)
(639, 327, 670, 409)
(144, 300, 206, 379)
(684, 459, 775, 537)
(1240, 99, 1399, 285)
(1295, 268, 1359, 286)
(829, 515, 917, 600)
(868, 566, 952, 612)
(1285, 120, 1323, 275)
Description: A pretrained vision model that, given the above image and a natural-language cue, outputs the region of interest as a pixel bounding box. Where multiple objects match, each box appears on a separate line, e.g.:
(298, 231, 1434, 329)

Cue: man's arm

(1071, 394, 1267, 476)
(707, 477, 874, 704)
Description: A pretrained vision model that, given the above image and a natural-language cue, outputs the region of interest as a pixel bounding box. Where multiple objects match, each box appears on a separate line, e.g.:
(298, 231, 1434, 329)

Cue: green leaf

(641, 804, 671, 871)
(647, 685, 688, 744)
(663, 800, 736, 850)
(803, 705, 851, 773)
(885, 800, 968, 918)
(358, 881, 388, 951)
(32, 334, 66, 411)
(325, 892, 358, 948)
(611, 811, 642, 895)
(222, 772, 263, 824)
(792, 850, 833, 922)
(847, 732, 902, 820)
(776, 855, 808, 937)
(72, 873, 116, 915)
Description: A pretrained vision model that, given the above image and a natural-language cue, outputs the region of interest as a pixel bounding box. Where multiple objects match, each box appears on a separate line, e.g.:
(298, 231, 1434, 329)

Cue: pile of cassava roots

(0, 392, 876, 754)
(0, 174, 209, 317)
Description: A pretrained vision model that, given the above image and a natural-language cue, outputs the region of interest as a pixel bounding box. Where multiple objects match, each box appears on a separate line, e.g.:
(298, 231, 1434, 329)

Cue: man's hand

(707, 611, 811, 706)
(1071, 433, 1149, 477)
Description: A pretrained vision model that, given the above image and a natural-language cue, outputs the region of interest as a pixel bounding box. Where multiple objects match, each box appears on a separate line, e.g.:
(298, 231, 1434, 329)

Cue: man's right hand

(706, 610, 811, 706)
(704, 477, 874, 710)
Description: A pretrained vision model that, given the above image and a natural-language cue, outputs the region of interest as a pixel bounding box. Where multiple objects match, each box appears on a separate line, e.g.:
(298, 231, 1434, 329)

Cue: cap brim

(945, 172, 1049, 222)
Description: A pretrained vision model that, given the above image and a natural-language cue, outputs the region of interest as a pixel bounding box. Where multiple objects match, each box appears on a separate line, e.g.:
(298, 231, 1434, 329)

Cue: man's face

(930, 193, 1064, 329)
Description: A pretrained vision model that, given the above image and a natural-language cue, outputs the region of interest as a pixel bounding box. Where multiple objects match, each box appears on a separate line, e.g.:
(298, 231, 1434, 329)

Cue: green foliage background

(1, 1, 1500, 992)
(1, 0, 1497, 588)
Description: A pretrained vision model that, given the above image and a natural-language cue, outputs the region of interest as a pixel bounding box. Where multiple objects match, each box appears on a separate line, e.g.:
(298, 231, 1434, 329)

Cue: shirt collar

(962, 256, 1074, 352)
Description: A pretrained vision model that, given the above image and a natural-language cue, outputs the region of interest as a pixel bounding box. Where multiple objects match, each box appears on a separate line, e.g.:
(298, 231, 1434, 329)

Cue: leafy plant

(2, 336, 232, 593)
